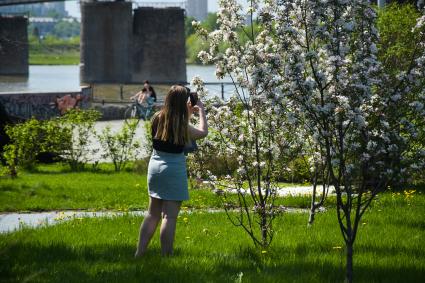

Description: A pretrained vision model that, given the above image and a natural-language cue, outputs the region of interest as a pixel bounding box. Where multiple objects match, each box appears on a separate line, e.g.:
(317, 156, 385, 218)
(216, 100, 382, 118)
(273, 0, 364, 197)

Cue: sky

(65, 0, 245, 18)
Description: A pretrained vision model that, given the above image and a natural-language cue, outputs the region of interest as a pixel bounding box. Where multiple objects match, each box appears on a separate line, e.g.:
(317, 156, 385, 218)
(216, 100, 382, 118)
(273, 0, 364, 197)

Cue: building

(186, 0, 207, 21)
(0, 2, 67, 17)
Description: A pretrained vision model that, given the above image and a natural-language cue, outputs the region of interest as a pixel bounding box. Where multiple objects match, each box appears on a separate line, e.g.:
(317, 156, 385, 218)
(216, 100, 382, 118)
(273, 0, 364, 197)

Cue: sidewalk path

(0, 210, 147, 234)
(0, 198, 316, 234)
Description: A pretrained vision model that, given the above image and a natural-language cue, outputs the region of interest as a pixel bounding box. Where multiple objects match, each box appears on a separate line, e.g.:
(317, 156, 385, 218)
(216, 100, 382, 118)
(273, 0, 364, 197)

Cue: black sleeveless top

(151, 117, 185, 153)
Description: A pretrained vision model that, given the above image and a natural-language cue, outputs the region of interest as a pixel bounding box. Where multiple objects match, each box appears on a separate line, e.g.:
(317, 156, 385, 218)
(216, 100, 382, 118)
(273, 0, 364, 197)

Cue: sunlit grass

(0, 192, 424, 282)
(29, 52, 79, 65)
(0, 163, 315, 212)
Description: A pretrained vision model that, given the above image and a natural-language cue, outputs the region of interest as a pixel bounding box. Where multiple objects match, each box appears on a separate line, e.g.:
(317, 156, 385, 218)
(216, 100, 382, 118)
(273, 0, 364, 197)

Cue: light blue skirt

(147, 149, 189, 201)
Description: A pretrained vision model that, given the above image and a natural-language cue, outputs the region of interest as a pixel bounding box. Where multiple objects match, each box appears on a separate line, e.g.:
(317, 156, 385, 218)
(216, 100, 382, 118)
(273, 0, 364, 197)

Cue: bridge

(0, 0, 187, 83)
(0, 0, 69, 6)
(0, 0, 186, 8)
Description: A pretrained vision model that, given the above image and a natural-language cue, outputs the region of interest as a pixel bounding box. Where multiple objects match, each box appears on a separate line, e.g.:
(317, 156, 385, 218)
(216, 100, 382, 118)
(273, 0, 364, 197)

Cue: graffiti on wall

(0, 88, 91, 120)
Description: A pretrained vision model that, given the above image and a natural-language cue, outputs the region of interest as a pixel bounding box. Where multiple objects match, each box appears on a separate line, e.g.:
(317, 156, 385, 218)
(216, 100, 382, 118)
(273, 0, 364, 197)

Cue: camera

(185, 86, 198, 107)
(189, 92, 198, 107)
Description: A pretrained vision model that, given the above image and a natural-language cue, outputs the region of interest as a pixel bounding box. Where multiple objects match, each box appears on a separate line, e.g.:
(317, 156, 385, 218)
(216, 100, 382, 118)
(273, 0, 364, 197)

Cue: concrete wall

(0, 16, 28, 76)
(132, 7, 186, 84)
(0, 87, 91, 120)
(80, 1, 132, 83)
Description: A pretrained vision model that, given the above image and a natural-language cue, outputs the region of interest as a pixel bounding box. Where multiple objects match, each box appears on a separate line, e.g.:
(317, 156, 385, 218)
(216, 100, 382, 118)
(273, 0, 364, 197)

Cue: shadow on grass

(1, 242, 424, 283)
(384, 217, 425, 231)
(215, 246, 424, 283)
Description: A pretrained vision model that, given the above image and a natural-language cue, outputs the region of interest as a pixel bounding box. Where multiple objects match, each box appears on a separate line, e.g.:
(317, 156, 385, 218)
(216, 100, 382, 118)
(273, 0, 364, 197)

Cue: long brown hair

(153, 85, 189, 145)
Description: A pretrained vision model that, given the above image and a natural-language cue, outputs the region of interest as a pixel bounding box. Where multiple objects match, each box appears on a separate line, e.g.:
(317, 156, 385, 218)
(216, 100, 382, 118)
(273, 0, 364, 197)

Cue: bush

(4, 118, 45, 171)
(376, 3, 425, 185)
(143, 121, 153, 155)
(58, 109, 101, 171)
(133, 157, 150, 175)
(97, 119, 141, 172)
(376, 3, 421, 76)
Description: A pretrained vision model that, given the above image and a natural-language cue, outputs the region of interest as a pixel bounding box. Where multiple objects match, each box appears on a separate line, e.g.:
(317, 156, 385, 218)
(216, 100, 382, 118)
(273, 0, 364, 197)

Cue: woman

(142, 80, 157, 102)
(130, 89, 153, 119)
(135, 85, 208, 256)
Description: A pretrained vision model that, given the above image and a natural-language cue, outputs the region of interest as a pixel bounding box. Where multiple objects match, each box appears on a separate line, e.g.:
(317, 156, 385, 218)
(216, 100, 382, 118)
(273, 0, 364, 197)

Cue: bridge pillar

(80, 2, 186, 84)
(0, 15, 28, 76)
(80, 1, 132, 83)
(132, 7, 187, 84)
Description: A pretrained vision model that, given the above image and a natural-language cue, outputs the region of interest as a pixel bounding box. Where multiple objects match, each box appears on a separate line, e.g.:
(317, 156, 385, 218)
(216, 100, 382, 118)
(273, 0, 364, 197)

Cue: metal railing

(89, 81, 236, 104)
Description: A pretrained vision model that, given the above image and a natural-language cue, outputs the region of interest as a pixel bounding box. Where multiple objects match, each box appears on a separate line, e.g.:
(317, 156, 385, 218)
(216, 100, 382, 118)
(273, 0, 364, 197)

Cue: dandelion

(261, 250, 267, 254)
(332, 246, 342, 249)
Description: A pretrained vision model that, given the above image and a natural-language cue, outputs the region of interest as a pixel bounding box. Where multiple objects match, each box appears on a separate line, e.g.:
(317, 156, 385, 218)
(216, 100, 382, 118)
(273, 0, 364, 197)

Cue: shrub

(58, 109, 101, 171)
(4, 118, 45, 171)
(97, 119, 141, 172)
(377, 3, 421, 76)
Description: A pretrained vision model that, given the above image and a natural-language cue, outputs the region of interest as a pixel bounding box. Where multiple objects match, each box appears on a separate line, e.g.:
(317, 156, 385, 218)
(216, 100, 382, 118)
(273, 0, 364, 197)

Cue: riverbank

(30, 51, 80, 65)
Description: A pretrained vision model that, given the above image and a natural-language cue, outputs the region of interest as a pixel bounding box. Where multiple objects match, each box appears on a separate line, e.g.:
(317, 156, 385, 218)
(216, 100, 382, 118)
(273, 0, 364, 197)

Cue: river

(0, 65, 234, 99)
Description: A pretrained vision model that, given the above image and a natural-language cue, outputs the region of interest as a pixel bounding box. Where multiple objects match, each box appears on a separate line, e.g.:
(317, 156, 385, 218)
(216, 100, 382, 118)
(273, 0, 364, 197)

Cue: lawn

(0, 164, 424, 282)
(0, 191, 424, 282)
(0, 164, 312, 212)
(29, 51, 80, 65)
(0, 163, 223, 212)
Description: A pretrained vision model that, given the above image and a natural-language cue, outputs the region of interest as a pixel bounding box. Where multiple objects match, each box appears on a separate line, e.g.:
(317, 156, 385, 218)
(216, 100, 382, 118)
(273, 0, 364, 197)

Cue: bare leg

(160, 200, 182, 256)
(135, 197, 162, 257)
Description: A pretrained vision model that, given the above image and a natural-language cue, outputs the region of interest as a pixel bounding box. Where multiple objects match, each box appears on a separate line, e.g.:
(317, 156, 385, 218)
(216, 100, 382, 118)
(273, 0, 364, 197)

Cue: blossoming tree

(263, 0, 425, 281)
(193, 0, 424, 282)
(192, 0, 305, 248)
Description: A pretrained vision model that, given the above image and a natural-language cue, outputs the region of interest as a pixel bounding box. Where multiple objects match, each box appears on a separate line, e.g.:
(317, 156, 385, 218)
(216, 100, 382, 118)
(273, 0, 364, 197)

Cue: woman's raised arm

(189, 100, 208, 140)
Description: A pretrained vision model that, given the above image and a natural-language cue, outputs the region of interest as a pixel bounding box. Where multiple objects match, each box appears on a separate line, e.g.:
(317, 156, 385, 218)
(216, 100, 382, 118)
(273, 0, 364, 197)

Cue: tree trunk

(261, 211, 268, 247)
(308, 185, 317, 225)
(308, 165, 318, 225)
(346, 242, 353, 283)
(308, 208, 315, 225)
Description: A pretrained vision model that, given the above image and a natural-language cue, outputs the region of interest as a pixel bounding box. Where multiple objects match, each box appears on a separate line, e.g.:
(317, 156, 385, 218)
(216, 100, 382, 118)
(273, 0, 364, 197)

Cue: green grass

(29, 51, 80, 65)
(0, 163, 226, 212)
(0, 164, 313, 212)
(0, 192, 424, 282)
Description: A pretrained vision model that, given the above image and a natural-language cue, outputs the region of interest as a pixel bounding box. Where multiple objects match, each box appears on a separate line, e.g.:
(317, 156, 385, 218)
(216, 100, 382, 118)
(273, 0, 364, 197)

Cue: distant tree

(377, 3, 421, 76)
(186, 33, 206, 64)
(185, 16, 196, 37)
(52, 20, 80, 38)
(201, 12, 219, 31)
(46, 9, 61, 19)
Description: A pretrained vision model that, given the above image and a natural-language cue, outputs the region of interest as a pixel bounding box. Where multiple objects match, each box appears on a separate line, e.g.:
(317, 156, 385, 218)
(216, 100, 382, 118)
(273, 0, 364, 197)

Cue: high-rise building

(186, 0, 208, 21)
(0, 2, 67, 17)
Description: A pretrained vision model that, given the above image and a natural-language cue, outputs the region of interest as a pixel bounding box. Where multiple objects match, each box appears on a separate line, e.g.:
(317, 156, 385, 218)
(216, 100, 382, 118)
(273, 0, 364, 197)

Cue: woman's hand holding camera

(190, 99, 205, 115)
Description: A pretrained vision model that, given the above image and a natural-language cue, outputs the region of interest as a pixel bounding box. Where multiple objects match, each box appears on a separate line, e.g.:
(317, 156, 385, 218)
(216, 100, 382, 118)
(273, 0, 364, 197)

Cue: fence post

(120, 85, 124, 101)
(221, 83, 224, 100)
